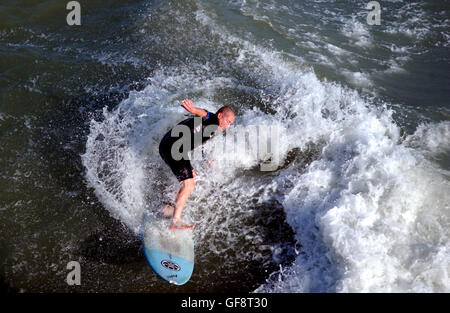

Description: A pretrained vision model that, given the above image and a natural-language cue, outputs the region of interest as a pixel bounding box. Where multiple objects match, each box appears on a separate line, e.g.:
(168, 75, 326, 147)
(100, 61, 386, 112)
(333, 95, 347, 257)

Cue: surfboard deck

(142, 212, 194, 285)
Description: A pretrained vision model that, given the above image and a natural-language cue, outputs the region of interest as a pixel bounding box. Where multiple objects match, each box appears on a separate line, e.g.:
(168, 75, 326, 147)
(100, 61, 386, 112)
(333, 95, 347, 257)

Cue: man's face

(217, 112, 235, 131)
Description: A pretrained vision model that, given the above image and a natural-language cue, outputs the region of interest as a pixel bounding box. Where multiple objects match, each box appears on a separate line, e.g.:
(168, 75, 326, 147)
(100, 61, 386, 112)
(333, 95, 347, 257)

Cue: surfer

(159, 99, 235, 230)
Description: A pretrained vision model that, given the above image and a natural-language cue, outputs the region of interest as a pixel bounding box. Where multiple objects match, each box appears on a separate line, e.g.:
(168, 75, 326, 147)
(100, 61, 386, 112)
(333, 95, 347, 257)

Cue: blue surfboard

(142, 212, 194, 285)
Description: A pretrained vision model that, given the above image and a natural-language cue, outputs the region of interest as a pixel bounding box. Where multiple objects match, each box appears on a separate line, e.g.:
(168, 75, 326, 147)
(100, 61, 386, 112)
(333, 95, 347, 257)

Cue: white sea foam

(341, 18, 372, 48)
(341, 70, 373, 88)
(196, 6, 450, 293)
(404, 121, 450, 155)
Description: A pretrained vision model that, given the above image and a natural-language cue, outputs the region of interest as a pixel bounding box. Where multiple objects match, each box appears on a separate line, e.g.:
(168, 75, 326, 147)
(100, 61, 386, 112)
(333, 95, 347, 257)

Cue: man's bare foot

(160, 205, 174, 218)
(170, 219, 195, 230)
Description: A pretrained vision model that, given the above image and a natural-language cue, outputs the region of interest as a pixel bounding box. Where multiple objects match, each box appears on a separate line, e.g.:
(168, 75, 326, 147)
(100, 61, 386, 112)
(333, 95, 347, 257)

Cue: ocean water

(1, 0, 449, 292)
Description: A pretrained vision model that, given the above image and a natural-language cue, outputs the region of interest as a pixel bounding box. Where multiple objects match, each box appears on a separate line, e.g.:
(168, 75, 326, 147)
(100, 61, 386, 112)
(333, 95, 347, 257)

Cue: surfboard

(142, 211, 194, 285)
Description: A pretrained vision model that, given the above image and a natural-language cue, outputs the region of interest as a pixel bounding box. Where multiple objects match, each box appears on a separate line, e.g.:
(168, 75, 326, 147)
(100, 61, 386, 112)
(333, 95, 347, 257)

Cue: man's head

(216, 106, 235, 131)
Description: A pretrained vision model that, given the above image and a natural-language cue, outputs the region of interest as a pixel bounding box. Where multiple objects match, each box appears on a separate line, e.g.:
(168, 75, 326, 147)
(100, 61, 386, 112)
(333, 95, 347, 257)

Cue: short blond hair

(216, 106, 235, 116)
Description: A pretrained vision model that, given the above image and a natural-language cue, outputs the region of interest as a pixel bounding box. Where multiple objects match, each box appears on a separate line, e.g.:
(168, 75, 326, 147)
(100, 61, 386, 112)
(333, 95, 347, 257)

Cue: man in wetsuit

(159, 99, 235, 230)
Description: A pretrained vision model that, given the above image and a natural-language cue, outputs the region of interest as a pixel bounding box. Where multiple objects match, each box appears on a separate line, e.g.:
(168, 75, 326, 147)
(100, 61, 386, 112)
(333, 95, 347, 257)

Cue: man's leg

(170, 176, 196, 230)
(162, 170, 197, 223)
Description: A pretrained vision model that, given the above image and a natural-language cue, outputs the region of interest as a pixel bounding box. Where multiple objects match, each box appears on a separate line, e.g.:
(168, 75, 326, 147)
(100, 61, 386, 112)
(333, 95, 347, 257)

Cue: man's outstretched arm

(181, 99, 208, 118)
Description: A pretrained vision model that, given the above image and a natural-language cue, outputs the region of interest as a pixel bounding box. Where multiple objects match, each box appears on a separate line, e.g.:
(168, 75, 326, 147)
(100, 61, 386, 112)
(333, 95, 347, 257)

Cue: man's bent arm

(191, 107, 208, 118)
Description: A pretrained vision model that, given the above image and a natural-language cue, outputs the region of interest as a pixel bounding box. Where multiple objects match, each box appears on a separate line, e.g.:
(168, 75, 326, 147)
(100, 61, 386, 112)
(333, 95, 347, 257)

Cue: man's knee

(182, 178, 195, 192)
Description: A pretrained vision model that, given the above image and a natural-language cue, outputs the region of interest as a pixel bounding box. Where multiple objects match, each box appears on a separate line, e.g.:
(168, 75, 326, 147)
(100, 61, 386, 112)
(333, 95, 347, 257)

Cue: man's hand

(181, 99, 195, 114)
(181, 99, 207, 118)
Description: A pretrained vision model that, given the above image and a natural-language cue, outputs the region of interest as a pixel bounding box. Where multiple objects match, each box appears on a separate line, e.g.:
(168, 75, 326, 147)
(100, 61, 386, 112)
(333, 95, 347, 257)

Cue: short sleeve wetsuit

(159, 112, 219, 181)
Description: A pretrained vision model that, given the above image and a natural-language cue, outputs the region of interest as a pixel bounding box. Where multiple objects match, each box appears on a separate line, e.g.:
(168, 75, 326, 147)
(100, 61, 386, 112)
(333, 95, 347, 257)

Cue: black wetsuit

(159, 112, 219, 181)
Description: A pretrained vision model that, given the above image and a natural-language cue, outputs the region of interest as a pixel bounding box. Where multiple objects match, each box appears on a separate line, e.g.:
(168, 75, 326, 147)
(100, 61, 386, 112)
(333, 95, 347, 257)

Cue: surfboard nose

(144, 248, 194, 285)
(143, 213, 195, 285)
